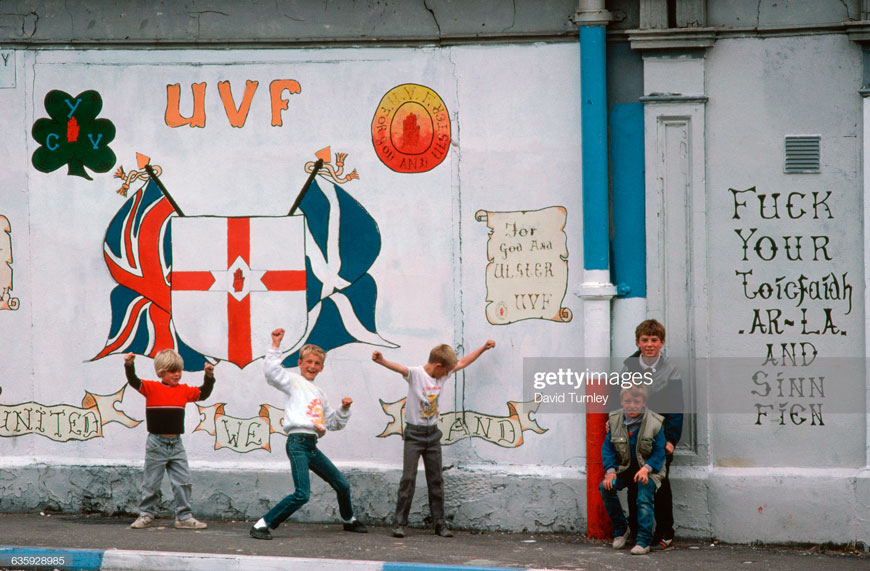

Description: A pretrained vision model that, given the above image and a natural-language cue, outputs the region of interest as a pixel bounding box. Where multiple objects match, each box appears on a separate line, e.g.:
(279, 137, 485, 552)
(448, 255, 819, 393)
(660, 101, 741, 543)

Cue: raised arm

(263, 328, 293, 393)
(371, 350, 409, 377)
(198, 362, 216, 401)
(123, 353, 142, 391)
(453, 339, 496, 373)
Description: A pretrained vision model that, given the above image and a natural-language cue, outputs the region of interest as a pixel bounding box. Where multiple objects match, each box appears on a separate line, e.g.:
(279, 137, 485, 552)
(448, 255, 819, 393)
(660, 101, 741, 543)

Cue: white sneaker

(175, 517, 207, 529)
(612, 528, 630, 549)
(130, 514, 153, 529)
(631, 544, 650, 555)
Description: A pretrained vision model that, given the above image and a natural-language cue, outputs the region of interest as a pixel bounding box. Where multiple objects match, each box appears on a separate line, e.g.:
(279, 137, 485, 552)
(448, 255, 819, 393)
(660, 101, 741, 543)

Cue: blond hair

(620, 384, 648, 401)
(298, 344, 327, 364)
(428, 344, 458, 370)
(154, 349, 183, 376)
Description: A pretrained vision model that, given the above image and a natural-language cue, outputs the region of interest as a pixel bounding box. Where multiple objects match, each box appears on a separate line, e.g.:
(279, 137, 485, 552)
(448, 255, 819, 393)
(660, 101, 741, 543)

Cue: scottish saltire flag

(94, 179, 210, 370)
(282, 178, 397, 365)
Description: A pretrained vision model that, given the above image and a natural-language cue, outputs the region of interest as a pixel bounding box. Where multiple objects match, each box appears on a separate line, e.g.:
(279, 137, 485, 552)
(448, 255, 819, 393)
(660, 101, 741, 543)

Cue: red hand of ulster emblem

(233, 267, 245, 292)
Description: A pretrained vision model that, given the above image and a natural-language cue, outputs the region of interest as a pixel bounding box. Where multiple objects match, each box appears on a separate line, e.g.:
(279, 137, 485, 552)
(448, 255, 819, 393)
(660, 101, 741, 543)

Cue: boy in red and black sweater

(125, 349, 215, 529)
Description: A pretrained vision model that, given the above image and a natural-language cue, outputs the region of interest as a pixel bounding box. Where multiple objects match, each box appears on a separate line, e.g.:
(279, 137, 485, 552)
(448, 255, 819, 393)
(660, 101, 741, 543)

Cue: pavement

(0, 513, 867, 571)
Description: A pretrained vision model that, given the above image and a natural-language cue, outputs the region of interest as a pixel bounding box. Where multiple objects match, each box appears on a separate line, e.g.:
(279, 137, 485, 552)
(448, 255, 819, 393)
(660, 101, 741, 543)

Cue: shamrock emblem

(31, 90, 117, 180)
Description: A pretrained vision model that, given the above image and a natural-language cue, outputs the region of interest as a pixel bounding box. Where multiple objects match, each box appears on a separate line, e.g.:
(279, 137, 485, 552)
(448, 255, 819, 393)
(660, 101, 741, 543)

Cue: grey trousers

(395, 423, 444, 527)
(138, 433, 194, 520)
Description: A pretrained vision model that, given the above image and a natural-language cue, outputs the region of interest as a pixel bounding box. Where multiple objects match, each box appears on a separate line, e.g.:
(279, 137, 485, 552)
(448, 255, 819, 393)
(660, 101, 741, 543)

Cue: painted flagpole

(144, 164, 185, 217)
(289, 159, 324, 216)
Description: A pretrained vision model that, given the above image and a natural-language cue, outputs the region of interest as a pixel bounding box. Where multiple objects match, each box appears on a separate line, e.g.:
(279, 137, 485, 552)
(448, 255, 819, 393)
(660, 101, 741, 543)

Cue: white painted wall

(0, 43, 587, 529)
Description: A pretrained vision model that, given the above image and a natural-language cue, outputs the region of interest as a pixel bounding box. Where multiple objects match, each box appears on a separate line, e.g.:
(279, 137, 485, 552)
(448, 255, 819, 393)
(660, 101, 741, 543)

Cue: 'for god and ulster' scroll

(476, 207, 571, 325)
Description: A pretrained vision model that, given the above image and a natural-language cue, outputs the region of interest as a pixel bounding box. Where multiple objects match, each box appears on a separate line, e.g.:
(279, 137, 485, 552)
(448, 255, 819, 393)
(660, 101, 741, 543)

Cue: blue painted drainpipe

(580, 24, 609, 273)
(574, 0, 614, 541)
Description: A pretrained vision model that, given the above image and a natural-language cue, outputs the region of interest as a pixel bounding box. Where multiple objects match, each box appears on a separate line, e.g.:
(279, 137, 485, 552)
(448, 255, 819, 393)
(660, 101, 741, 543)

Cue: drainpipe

(574, 0, 615, 541)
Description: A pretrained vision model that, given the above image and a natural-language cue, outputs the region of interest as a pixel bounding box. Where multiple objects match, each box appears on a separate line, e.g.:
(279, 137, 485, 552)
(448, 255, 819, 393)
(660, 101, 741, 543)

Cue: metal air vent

(784, 135, 820, 173)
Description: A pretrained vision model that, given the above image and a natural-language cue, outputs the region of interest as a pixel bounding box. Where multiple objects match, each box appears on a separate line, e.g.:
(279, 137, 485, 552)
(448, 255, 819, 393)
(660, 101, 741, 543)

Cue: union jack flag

(93, 179, 209, 370)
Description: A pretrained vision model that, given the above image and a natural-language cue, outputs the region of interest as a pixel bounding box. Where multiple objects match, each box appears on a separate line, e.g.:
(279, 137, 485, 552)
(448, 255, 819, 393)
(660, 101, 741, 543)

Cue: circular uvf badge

(371, 83, 451, 173)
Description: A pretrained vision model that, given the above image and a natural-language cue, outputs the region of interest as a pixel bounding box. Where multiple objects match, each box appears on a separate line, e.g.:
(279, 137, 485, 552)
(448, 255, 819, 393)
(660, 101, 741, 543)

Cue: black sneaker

(343, 520, 368, 533)
(651, 537, 674, 551)
(435, 524, 454, 537)
(249, 525, 272, 540)
(391, 525, 406, 538)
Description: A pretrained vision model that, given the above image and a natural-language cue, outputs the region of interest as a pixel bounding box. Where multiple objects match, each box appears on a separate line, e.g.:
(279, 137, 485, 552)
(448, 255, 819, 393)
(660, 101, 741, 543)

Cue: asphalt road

(0, 512, 867, 570)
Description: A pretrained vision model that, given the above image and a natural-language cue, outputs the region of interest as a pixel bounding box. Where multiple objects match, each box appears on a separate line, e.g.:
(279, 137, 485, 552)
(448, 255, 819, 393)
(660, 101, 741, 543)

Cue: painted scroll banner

(195, 403, 284, 453)
(1, 215, 20, 311)
(378, 399, 547, 448)
(0, 386, 141, 441)
(476, 207, 571, 325)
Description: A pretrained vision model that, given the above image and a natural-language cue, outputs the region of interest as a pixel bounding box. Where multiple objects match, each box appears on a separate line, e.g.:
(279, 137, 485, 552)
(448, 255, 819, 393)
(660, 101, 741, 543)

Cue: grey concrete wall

(0, 0, 580, 45)
(0, 464, 586, 533)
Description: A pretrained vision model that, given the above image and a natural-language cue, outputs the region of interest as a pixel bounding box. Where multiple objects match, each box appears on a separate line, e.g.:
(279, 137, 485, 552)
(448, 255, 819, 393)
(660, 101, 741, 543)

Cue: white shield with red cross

(169, 216, 308, 368)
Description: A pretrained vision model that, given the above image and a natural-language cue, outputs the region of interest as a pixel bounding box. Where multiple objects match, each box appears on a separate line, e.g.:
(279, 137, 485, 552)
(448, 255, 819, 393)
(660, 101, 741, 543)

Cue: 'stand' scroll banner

(378, 399, 547, 447)
(0, 386, 141, 441)
(195, 403, 284, 453)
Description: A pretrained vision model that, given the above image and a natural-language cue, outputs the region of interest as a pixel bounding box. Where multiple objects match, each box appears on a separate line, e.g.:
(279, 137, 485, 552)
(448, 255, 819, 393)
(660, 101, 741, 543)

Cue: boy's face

(298, 353, 324, 381)
(430, 362, 453, 378)
(621, 393, 646, 418)
(160, 369, 182, 387)
(636, 334, 664, 360)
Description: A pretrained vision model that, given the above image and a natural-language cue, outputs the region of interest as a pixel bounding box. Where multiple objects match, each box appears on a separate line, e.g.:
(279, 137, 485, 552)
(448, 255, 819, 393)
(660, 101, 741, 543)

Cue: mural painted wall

(0, 46, 583, 480)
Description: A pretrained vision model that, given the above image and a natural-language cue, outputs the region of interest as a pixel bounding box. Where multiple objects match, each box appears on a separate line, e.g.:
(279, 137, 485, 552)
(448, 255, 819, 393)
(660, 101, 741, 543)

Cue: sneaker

(651, 537, 674, 551)
(612, 527, 631, 549)
(249, 525, 272, 540)
(435, 524, 454, 538)
(174, 517, 207, 529)
(129, 514, 153, 529)
(391, 525, 406, 538)
(631, 544, 650, 555)
(343, 520, 368, 533)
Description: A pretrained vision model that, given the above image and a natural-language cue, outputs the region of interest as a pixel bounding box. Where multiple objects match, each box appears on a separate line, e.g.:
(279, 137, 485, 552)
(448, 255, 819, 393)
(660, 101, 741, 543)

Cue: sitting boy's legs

(598, 474, 630, 538)
(634, 479, 657, 548)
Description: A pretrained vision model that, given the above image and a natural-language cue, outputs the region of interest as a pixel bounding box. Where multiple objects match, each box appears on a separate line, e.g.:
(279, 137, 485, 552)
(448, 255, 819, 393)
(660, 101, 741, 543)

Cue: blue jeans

(264, 434, 354, 528)
(139, 434, 194, 520)
(599, 472, 656, 547)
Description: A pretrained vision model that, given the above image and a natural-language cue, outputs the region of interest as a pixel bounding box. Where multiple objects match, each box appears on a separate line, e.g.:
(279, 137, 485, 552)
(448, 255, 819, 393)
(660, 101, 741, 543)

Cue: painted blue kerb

(0, 546, 104, 571)
(579, 24, 609, 272)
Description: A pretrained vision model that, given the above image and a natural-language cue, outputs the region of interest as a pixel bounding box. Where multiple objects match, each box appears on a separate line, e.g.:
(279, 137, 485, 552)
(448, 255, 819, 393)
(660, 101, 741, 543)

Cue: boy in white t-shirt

(372, 340, 495, 538)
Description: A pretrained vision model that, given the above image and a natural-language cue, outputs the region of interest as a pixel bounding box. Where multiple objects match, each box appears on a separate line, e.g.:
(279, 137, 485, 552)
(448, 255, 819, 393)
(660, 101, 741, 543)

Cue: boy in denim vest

(599, 385, 667, 555)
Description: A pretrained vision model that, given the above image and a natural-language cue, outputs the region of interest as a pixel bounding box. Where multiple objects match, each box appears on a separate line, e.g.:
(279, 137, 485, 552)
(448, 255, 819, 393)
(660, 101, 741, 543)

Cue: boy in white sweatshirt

(249, 328, 367, 539)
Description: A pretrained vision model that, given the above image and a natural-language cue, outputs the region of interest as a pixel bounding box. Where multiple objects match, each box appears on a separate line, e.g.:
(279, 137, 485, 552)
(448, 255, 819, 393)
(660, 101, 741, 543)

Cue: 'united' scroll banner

(378, 399, 547, 448)
(0, 386, 141, 441)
